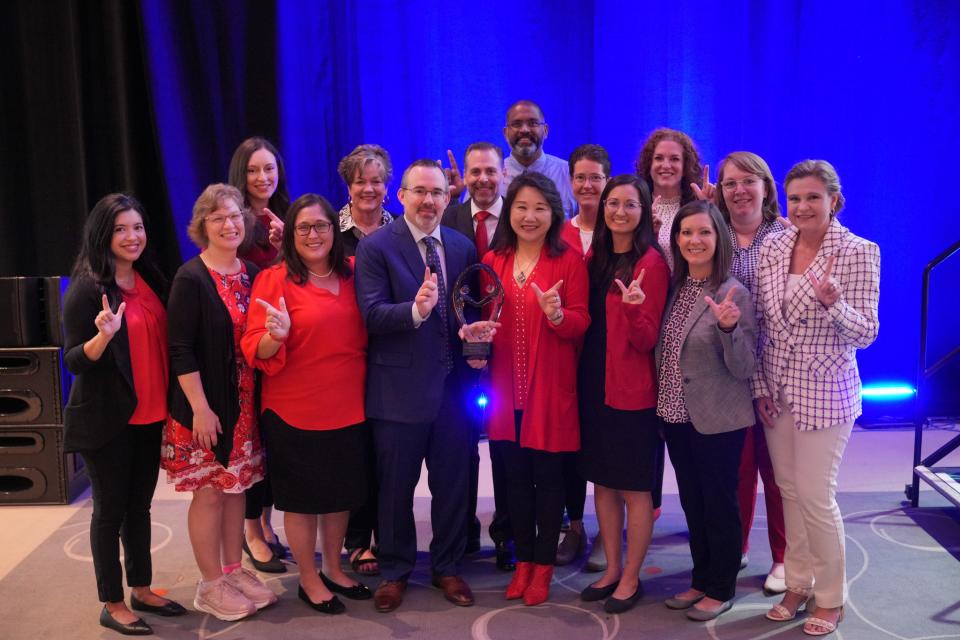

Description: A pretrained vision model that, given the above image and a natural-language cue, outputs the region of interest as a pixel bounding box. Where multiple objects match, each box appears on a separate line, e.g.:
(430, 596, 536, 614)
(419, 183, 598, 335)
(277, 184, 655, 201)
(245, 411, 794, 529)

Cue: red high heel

(523, 564, 554, 606)
(506, 562, 534, 600)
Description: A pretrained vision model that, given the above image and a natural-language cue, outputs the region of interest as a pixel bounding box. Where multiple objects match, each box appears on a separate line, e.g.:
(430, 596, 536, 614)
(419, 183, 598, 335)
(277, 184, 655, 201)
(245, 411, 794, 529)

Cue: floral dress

(162, 266, 264, 493)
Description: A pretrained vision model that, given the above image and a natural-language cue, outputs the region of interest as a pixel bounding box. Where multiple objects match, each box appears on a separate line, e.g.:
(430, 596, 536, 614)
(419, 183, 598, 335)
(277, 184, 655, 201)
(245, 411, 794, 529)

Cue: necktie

(474, 210, 491, 258)
(423, 236, 453, 372)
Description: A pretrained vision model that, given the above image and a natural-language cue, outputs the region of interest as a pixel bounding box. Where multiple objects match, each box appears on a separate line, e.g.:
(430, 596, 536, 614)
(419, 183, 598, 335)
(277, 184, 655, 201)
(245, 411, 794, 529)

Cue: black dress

(577, 280, 660, 491)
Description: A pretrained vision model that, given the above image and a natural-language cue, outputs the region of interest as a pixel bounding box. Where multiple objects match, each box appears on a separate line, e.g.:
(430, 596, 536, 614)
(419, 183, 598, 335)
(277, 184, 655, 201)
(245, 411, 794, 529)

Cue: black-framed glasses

(295, 221, 333, 236)
(507, 119, 544, 130)
(401, 187, 447, 200)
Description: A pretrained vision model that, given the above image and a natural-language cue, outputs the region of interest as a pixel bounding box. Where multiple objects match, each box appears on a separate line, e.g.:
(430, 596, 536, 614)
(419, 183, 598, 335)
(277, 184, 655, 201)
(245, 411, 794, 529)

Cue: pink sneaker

(225, 568, 278, 609)
(194, 577, 257, 621)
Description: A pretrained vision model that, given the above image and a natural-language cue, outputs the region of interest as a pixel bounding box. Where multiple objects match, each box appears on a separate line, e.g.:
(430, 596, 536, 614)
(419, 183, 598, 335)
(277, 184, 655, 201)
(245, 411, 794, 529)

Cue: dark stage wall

(3, 0, 959, 392)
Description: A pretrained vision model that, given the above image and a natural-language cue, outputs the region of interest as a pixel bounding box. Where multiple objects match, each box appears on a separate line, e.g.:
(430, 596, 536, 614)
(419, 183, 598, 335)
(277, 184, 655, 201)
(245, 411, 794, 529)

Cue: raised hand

(264, 207, 284, 249)
(95, 294, 126, 339)
(615, 269, 647, 305)
(531, 279, 564, 324)
(256, 296, 291, 342)
(704, 288, 740, 330)
(415, 266, 439, 318)
(192, 405, 222, 450)
(438, 150, 465, 200)
(458, 320, 501, 369)
(691, 164, 715, 201)
(808, 255, 841, 307)
(651, 195, 663, 235)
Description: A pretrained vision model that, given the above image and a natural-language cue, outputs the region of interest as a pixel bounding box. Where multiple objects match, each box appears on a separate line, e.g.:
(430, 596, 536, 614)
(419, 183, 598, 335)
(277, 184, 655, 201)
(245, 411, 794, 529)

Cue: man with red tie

(441, 142, 514, 571)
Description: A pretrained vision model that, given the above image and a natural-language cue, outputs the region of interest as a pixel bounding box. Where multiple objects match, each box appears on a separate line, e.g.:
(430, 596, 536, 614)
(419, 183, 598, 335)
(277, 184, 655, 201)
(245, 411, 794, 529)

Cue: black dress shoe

(130, 595, 188, 616)
(604, 583, 644, 614)
(267, 540, 289, 559)
(99, 606, 153, 636)
(298, 585, 346, 614)
(581, 580, 619, 602)
(495, 541, 516, 572)
(242, 539, 286, 573)
(320, 571, 372, 600)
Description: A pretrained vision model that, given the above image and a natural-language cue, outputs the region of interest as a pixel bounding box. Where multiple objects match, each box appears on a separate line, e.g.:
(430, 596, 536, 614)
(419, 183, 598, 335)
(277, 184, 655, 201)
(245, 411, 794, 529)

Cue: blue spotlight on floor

(476, 393, 488, 408)
(859, 382, 916, 427)
(861, 384, 916, 400)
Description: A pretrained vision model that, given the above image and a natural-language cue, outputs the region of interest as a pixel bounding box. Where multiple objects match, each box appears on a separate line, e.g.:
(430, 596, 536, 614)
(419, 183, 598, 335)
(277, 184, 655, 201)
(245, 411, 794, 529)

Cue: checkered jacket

(753, 218, 880, 430)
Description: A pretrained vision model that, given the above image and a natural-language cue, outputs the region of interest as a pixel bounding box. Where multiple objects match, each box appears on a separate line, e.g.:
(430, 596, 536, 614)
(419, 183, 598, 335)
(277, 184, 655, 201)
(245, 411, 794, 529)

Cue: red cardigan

(560, 219, 593, 260)
(483, 246, 590, 452)
(597, 247, 670, 410)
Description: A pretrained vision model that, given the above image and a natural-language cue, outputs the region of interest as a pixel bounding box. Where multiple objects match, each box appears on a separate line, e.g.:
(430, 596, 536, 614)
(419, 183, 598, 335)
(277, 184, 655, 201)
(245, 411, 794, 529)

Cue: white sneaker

(225, 567, 278, 609)
(764, 563, 787, 594)
(194, 577, 257, 621)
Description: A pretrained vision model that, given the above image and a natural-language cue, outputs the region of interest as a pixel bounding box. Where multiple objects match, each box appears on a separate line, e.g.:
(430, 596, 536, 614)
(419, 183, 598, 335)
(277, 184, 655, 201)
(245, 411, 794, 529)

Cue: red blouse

(483, 246, 590, 452)
(599, 248, 670, 410)
(242, 260, 367, 430)
(123, 272, 168, 424)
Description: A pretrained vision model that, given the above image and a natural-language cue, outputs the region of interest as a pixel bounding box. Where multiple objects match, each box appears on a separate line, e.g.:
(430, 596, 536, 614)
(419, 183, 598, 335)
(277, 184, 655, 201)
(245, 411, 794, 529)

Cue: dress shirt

(503, 152, 578, 218)
(471, 197, 501, 241)
(403, 216, 447, 326)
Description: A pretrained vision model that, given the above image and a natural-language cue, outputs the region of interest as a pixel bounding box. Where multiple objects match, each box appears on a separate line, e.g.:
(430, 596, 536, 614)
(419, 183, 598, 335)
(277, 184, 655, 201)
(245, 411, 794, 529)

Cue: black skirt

(578, 405, 660, 491)
(260, 410, 368, 514)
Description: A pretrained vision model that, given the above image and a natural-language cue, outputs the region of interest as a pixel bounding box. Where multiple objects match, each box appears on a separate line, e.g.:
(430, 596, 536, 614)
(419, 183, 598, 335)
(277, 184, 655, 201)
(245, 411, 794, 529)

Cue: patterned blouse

(338, 203, 393, 241)
(655, 196, 682, 273)
(656, 276, 705, 423)
(729, 218, 784, 299)
(509, 274, 536, 411)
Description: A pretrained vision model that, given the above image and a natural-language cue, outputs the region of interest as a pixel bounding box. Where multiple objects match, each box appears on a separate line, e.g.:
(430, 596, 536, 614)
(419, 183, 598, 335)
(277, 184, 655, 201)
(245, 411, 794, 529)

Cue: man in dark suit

(440, 142, 515, 571)
(355, 159, 478, 612)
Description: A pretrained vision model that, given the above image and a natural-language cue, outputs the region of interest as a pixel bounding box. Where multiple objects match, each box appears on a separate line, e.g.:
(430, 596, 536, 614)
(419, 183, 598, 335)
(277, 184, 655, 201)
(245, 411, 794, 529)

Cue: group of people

(62, 99, 879, 637)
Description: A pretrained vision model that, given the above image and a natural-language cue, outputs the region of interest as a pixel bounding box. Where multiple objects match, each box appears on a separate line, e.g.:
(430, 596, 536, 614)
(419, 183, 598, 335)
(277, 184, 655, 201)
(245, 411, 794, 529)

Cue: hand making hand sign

(415, 266, 439, 318)
(704, 288, 741, 330)
(438, 150, 465, 200)
(615, 269, 647, 305)
(531, 279, 564, 325)
(691, 164, 716, 201)
(264, 207, 285, 250)
(255, 296, 291, 342)
(95, 294, 126, 339)
(808, 255, 841, 308)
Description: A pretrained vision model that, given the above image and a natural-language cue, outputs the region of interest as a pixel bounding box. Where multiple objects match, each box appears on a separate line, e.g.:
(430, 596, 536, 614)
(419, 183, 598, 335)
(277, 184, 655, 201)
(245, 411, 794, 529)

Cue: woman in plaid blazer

(755, 160, 880, 636)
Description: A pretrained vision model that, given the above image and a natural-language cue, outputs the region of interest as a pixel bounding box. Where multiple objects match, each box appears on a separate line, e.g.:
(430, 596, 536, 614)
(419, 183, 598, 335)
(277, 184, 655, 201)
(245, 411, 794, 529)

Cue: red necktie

(474, 210, 491, 258)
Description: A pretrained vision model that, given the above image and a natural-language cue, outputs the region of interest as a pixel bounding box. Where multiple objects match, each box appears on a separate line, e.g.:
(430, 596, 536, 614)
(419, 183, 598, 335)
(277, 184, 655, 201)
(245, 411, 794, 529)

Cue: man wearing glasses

(502, 100, 577, 218)
(355, 159, 479, 613)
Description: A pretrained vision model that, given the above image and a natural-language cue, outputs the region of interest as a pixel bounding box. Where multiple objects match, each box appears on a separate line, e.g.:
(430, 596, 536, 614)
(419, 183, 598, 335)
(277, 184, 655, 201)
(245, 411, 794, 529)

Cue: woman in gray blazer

(656, 200, 757, 622)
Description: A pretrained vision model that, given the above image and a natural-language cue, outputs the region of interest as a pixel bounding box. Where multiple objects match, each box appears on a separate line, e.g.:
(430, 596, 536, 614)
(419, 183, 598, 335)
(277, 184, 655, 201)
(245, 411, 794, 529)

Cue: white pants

(764, 389, 852, 607)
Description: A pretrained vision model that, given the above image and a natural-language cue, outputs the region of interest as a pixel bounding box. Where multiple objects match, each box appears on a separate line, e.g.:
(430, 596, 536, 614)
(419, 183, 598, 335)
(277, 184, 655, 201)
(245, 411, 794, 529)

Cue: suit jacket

(754, 218, 880, 430)
(441, 197, 503, 247)
(355, 216, 477, 424)
(656, 275, 757, 435)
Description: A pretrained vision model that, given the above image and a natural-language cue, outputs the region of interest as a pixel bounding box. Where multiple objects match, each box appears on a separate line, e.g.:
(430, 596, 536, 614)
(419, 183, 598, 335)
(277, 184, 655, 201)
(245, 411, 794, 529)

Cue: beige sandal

(766, 588, 815, 622)
(803, 607, 844, 636)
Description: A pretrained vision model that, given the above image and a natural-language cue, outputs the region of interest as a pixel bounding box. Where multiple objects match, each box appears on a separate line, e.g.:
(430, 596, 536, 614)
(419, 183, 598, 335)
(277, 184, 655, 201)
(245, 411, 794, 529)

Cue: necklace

(308, 266, 334, 279)
(515, 254, 539, 284)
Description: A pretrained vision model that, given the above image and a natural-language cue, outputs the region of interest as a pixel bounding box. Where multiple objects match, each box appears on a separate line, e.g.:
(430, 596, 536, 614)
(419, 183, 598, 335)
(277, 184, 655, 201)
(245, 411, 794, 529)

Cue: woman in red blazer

(478, 172, 590, 606)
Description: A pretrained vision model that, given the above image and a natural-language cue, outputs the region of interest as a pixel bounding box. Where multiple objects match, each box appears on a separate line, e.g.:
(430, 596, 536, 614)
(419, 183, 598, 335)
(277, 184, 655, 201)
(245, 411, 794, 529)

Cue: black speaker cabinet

(0, 277, 43, 347)
(42, 276, 68, 347)
(0, 427, 88, 504)
(0, 347, 68, 427)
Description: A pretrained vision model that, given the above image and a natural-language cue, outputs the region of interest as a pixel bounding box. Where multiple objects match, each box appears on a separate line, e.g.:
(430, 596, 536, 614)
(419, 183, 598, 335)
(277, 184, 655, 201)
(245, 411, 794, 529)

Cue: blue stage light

(477, 394, 488, 408)
(861, 384, 916, 401)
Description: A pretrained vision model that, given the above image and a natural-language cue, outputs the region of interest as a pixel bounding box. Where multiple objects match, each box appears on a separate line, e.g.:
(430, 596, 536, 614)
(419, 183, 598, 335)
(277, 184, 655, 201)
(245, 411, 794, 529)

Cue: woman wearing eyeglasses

(241, 194, 371, 615)
(163, 184, 275, 621)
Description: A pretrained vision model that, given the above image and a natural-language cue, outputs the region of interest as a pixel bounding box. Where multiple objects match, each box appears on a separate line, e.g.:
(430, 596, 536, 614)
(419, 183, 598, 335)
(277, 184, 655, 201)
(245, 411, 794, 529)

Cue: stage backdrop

(4, 0, 959, 397)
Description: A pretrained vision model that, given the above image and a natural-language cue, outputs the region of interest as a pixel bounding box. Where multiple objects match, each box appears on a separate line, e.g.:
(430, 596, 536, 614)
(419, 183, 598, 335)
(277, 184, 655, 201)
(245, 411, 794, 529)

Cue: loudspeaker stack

(0, 277, 89, 505)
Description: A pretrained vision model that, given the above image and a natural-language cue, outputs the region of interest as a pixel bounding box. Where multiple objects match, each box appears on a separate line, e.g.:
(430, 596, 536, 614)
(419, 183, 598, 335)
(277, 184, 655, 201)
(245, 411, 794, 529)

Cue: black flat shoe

(581, 580, 619, 602)
(604, 583, 644, 614)
(130, 595, 188, 616)
(242, 539, 286, 573)
(298, 585, 346, 614)
(99, 606, 153, 636)
(320, 571, 372, 600)
(495, 541, 516, 572)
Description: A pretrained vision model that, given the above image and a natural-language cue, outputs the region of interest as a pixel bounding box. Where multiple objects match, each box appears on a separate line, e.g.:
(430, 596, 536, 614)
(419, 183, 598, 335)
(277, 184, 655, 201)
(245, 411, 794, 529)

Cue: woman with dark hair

(241, 194, 371, 615)
(576, 175, 669, 613)
(757, 161, 879, 636)
(478, 172, 590, 605)
(63, 193, 185, 635)
(227, 136, 291, 572)
(657, 200, 756, 622)
(711, 151, 787, 593)
(635, 128, 705, 272)
(163, 184, 276, 621)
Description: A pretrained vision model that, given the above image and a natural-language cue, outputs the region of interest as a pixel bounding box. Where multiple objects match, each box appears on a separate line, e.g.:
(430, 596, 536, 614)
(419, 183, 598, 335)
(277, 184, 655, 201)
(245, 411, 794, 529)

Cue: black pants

(562, 456, 586, 521)
(487, 440, 513, 543)
(490, 411, 567, 565)
(664, 421, 745, 601)
(79, 422, 162, 603)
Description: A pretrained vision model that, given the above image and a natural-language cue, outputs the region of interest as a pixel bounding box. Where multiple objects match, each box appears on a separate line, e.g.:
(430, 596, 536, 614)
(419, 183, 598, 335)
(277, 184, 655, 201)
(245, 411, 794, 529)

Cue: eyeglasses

(604, 199, 642, 213)
(402, 187, 448, 200)
(205, 213, 244, 227)
(720, 177, 761, 191)
(507, 119, 544, 130)
(295, 221, 333, 236)
(572, 174, 607, 185)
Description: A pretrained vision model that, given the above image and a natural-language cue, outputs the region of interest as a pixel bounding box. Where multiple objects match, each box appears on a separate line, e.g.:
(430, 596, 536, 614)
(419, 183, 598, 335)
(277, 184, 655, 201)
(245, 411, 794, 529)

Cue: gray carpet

(1, 493, 958, 639)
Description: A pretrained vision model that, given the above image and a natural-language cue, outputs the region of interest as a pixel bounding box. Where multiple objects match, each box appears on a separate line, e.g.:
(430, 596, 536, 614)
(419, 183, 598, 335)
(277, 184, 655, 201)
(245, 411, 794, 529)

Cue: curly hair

(634, 128, 703, 204)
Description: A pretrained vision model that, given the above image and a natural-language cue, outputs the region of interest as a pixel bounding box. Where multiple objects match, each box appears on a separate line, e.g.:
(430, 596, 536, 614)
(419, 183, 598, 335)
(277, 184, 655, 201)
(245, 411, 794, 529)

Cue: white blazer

(754, 218, 880, 430)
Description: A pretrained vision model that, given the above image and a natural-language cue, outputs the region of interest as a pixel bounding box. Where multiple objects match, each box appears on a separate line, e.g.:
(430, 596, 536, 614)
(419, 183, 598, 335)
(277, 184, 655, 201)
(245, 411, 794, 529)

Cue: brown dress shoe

(374, 580, 407, 612)
(431, 574, 475, 607)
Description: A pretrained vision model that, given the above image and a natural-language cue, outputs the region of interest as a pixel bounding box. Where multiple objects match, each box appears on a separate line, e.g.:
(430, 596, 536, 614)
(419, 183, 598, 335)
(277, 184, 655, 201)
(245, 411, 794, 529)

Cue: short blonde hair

(784, 160, 846, 215)
(187, 183, 249, 249)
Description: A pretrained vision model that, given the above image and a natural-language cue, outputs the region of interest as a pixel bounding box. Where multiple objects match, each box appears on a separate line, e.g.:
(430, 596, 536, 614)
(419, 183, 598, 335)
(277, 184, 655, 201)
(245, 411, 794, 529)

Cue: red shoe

(505, 562, 534, 600)
(523, 564, 554, 606)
